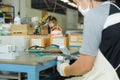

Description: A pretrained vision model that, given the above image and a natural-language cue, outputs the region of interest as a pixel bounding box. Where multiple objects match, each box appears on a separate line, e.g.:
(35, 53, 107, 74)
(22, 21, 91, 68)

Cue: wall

(26, 0, 67, 33)
(3, 0, 67, 33)
(3, 0, 81, 33)
(67, 8, 78, 30)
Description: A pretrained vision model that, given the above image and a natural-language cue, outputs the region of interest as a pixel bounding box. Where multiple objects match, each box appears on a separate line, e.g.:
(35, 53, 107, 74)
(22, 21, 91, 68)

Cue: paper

(32, 39, 41, 46)
(70, 36, 77, 41)
(52, 38, 64, 46)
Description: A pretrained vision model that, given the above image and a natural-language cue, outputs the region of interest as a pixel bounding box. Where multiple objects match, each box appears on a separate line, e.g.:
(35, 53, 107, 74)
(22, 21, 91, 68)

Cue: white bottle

(14, 12, 21, 25)
(14, 16, 21, 25)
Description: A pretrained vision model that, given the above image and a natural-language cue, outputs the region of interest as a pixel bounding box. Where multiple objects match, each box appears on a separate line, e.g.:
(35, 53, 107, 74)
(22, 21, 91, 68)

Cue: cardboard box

(11, 24, 34, 36)
(40, 26, 48, 35)
(50, 36, 69, 48)
(69, 34, 83, 46)
(30, 36, 50, 48)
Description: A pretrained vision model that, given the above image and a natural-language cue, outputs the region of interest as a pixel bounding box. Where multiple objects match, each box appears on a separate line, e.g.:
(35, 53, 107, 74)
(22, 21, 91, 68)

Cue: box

(50, 36, 69, 48)
(11, 24, 34, 36)
(40, 26, 48, 35)
(30, 36, 50, 48)
(0, 36, 30, 56)
(69, 34, 83, 46)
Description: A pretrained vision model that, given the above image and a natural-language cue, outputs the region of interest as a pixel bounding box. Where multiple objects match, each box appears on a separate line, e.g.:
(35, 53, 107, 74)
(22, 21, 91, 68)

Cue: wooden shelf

(2, 10, 12, 13)
(5, 17, 13, 19)
(0, 2, 12, 7)
(0, 3, 15, 23)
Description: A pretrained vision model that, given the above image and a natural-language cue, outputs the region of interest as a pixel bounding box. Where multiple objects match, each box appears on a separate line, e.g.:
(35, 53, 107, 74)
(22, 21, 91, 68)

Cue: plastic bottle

(14, 12, 21, 24)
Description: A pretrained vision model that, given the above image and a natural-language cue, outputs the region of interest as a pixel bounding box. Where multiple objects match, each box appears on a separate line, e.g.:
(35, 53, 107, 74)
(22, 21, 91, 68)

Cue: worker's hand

(57, 59, 70, 76)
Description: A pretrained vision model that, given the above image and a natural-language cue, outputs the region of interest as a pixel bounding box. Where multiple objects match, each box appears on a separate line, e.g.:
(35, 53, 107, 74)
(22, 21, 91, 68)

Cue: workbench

(0, 52, 58, 80)
(0, 48, 79, 80)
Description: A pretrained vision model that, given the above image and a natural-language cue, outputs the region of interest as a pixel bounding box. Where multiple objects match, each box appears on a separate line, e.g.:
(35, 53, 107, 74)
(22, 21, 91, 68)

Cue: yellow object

(40, 14, 48, 23)
(39, 14, 50, 25)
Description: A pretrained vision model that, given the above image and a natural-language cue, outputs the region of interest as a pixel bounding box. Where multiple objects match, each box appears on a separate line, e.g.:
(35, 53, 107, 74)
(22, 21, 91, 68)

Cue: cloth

(65, 50, 119, 80)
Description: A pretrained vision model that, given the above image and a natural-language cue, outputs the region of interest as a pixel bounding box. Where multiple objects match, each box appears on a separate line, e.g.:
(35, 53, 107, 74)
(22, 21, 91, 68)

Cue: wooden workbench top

(0, 48, 79, 66)
(0, 52, 58, 66)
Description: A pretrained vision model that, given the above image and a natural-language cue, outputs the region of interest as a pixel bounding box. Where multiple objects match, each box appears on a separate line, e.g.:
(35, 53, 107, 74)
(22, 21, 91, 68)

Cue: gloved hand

(57, 56, 70, 76)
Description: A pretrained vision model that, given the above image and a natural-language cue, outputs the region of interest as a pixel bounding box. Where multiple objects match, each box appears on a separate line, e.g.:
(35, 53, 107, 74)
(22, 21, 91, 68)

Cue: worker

(48, 16, 58, 34)
(57, 0, 120, 80)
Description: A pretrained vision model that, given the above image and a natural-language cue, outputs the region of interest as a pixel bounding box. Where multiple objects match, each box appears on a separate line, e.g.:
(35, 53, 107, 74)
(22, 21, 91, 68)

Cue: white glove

(57, 60, 70, 76)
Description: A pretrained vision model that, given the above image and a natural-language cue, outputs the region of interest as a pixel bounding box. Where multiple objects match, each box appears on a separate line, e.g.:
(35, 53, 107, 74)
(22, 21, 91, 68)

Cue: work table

(0, 47, 79, 80)
(0, 52, 58, 65)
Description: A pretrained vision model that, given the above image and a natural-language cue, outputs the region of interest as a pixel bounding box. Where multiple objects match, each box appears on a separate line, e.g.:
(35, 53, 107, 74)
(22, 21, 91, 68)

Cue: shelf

(0, 3, 15, 23)
(2, 10, 12, 13)
(0, 73, 21, 79)
(5, 17, 13, 19)
(0, 2, 12, 8)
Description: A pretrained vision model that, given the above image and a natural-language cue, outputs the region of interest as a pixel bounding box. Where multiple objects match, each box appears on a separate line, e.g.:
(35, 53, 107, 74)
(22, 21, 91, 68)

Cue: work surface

(0, 52, 58, 80)
(0, 48, 79, 65)
(0, 52, 58, 66)
(0, 48, 79, 80)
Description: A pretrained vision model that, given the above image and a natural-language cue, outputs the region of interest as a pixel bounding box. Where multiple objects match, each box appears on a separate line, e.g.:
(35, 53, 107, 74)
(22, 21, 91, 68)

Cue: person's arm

(65, 54, 96, 76)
